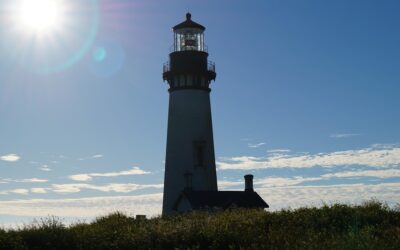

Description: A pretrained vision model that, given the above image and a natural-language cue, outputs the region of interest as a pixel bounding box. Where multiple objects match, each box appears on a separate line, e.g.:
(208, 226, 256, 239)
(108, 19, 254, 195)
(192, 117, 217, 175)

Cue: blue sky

(1, 0, 399, 227)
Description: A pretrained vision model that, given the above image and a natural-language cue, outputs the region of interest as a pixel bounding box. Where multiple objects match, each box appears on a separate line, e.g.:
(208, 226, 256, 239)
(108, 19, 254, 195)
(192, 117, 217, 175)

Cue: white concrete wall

(162, 89, 218, 214)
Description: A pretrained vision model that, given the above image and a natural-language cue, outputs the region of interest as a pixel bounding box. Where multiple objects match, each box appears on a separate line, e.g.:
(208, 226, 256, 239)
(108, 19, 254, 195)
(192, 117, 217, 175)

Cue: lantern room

(173, 13, 206, 52)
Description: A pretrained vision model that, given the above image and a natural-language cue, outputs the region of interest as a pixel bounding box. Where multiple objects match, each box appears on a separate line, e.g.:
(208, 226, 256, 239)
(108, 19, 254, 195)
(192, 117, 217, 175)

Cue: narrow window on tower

(193, 141, 206, 167)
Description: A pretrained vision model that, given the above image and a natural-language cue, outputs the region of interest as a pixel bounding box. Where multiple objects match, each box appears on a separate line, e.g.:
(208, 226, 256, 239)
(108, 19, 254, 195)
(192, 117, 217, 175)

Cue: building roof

(173, 13, 205, 31)
(173, 190, 269, 210)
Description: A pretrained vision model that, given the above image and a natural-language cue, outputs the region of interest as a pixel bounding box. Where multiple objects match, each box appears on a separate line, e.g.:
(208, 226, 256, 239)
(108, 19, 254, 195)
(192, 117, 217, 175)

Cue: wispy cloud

(220, 169, 400, 189)
(68, 175, 92, 181)
(330, 133, 360, 138)
(18, 178, 48, 183)
(219, 176, 324, 190)
(0, 193, 163, 218)
(69, 167, 150, 181)
(39, 165, 52, 172)
(255, 176, 324, 187)
(218, 144, 400, 170)
(1, 179, 11, 184)
(258, 182, 400, 210)
(0, 182, 163, 195)
(30, 188, 49, 194)
(0, 178, 48, 184)
(267, 149, 291, 153)
(10, 189, 29, 195)
(322, 169, 400, 179)
(248, 142, 266, 148)
(52, 183, 163, 193)
(0, 154, 20, 162)
(78, 154, 104, 161)
(1, 182, 399, 221)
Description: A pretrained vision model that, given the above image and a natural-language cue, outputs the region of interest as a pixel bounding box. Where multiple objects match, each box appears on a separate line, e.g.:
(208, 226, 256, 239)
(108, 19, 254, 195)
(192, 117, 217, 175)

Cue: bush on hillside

(0, 200, 399, 250)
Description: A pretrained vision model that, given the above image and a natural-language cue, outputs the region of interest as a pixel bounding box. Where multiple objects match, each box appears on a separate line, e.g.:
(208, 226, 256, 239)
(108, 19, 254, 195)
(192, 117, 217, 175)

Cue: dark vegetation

(1, 200, 399, 249)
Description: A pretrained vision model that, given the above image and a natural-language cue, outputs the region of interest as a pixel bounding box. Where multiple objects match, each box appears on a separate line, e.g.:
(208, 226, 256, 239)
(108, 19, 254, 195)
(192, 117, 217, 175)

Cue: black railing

(169, 45, 208, 53)
(208, 61, 216, 73)
(163, 62, 170, 73)
(163, 61, 216, 74)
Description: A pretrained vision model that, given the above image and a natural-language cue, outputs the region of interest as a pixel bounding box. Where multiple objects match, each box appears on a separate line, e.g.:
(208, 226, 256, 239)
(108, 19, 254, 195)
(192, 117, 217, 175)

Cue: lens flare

(1, 0, 100, 73)
(93, 47, 107, 62)
(89, 40, 126, 78)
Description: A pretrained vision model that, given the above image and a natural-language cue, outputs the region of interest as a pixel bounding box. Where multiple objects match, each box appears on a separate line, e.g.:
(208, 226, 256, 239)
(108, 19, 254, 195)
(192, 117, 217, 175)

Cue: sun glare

(18, 0, 63, 32)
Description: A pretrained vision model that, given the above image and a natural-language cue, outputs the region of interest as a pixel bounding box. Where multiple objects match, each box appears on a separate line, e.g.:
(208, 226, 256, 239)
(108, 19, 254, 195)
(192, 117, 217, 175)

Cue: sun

(18, 0, 64, 32)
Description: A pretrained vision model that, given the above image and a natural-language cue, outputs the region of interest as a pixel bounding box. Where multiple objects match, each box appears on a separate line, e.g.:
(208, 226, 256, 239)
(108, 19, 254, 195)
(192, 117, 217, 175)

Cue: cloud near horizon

(321, 169, 400, 179)
(217, 144, 400, 170)
(0, 182, 163, 196)
(69, 167, 150, 181)
(0, 154, 20, 162)
(258, 182, 400, 210)
(257, 168, 400, 187)
(0, 193, 163, 218)
(52, 183, 163, 193)
(0, 182, 398, 223)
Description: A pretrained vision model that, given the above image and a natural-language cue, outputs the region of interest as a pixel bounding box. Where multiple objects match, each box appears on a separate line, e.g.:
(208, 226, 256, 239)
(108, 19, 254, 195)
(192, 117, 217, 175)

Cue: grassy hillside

(1, 200, 399, 249)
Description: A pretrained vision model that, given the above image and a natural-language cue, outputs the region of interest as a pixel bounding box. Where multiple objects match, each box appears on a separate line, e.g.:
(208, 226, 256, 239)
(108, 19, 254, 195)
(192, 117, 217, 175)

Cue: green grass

(1, 200, 399, 249)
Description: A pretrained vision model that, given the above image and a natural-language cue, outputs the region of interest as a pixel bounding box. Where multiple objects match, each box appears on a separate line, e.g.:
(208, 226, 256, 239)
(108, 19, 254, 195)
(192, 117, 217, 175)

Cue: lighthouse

(162, 13, 218, 215)
(162, 14, 268, 215)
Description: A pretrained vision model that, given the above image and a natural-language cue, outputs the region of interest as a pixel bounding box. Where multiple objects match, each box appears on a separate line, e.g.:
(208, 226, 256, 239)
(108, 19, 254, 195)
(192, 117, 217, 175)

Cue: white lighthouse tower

(162, 13, 218, 215)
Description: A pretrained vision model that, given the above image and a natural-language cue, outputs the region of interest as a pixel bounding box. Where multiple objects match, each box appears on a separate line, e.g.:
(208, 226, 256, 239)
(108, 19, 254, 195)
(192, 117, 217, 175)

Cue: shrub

(0, 201, 399, 249)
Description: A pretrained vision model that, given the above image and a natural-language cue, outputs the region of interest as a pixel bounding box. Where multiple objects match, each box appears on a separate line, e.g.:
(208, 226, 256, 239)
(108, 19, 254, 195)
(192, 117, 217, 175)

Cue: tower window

(193, 141, 206, 167)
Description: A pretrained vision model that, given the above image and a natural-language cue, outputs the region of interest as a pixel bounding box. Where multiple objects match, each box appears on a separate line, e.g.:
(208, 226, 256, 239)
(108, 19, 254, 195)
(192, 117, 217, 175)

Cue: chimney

(244, 174, 254, 192)
(184, 172, 193, 190)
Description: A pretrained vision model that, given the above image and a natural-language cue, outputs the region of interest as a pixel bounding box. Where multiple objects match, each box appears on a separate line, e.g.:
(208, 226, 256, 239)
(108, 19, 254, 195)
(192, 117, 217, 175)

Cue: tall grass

(1, 200, 399, 249)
